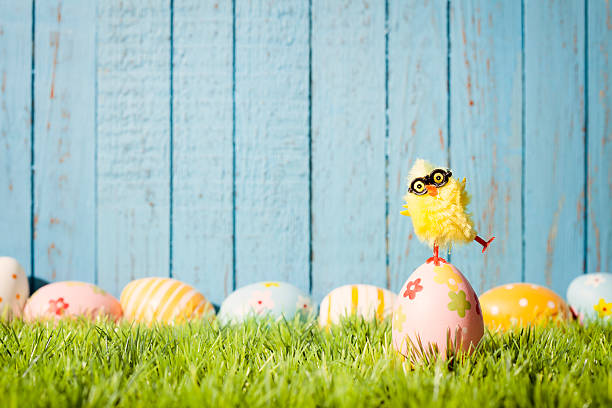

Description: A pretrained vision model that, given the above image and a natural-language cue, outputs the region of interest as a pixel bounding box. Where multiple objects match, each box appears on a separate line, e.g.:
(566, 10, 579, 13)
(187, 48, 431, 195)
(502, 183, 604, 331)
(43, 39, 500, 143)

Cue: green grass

(0, 317, 610, 407)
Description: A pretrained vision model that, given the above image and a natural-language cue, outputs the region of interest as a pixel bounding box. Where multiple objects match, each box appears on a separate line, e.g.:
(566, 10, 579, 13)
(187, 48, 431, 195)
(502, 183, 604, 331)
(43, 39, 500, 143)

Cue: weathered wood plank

(524, 0, 585, 293)
(97, 0, 171, 295)
(33, 0, 96, 283)
(587, 0, 612, 274)
(172, 0, 233, 305)
(449, 0, 523, 293)
(0, 1, 32, 273)
(234, 0, 310, 291)
(311, 0, 386, 301)
(388, 0, 449, 293)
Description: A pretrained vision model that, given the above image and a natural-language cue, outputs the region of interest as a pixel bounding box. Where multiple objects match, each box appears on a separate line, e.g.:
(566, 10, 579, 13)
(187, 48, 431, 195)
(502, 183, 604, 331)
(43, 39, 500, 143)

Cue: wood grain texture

(34, 0, 96, 283)
(587, 0, 612, 274)
(450, 0, 523, 293)
(172, 0, 233, 305)
(524, 0, 585, 294)
(97, 0, 171, 296)
(311, 0, 386, 302)
(234, 0, 310, 291)
(388, 0, 448, 292)
(0, 1, 32, 272)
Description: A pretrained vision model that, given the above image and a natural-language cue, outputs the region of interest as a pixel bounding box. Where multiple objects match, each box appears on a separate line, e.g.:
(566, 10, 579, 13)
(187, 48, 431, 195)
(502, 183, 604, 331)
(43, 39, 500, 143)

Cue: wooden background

(0, 0, 610, 306)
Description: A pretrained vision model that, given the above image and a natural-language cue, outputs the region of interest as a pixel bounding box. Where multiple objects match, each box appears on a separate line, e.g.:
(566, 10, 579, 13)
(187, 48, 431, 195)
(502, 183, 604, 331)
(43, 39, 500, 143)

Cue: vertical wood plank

(234, 0, 310, 291)
(34, 0, 96, 283)
(97, 0, 171, 295)
(587, 0, 612, 273)
(172, 0, 233, 305)
(0, 1, 32, 272)
(524, 0, 585, 293)
(388, 0, 448, 292)
(449, 0, 523, 293)
(311, 0, 386, 301)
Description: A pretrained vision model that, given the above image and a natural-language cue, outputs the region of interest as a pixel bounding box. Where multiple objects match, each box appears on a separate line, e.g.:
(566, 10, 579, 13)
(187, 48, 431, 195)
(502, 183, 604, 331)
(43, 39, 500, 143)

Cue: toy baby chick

(401, 159, 494, 265)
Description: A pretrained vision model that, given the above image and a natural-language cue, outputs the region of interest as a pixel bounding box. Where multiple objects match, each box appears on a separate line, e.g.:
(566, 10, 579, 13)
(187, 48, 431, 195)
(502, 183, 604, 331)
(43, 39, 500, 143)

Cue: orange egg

(479, 283, 571, 330)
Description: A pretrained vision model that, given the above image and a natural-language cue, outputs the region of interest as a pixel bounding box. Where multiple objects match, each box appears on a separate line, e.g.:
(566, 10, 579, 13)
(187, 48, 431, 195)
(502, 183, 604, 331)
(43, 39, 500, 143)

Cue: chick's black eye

(410, 179, 427, 195)
(430, 169, 449, 187)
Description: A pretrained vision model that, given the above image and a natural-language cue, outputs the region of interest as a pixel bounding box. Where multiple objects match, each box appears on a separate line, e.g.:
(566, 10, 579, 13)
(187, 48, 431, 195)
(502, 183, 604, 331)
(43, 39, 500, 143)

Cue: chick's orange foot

(426, 255, 447, 266)
(474, 236, 495, 253)
(426, 244, 447, 266)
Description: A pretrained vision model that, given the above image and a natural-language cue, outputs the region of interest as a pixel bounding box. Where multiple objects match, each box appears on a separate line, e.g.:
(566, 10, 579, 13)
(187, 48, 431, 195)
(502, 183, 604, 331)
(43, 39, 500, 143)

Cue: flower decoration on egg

(403, 279, 423, 300)
(433, 264, 462, 291)
(296, 295, 312, 312)
(48, 297, 70, 316)
(249, 290, 275, 314)
(447, 290, 471, 318)
(90, 284, 108, 295)
(392, 306, 407, 330)
(586, 275, 606, 288)
(593, 298, 611, 318)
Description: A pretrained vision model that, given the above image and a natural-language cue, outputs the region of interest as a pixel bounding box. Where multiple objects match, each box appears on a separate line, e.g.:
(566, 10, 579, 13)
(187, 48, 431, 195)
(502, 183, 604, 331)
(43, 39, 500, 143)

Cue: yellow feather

(402, 159, 477, 249)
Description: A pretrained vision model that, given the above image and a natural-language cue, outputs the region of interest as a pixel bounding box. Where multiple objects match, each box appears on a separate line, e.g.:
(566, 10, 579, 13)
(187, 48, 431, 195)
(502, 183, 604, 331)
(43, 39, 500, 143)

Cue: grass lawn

(0, 318, 610, 407)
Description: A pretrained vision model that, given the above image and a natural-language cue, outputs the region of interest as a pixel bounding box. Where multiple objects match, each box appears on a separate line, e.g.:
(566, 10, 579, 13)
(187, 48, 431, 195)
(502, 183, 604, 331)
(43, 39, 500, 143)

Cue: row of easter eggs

(1, 257, 610, 329)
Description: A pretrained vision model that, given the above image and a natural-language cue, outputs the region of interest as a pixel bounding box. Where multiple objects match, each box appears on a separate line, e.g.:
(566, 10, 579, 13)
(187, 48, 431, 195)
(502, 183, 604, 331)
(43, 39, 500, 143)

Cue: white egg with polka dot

(0, 257, 29, 320)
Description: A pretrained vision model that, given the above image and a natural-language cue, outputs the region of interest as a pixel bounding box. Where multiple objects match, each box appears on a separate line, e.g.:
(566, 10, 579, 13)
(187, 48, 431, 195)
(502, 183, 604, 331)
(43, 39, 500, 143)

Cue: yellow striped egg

(120, 278, 214, 324)
(318, 284, 397, 326)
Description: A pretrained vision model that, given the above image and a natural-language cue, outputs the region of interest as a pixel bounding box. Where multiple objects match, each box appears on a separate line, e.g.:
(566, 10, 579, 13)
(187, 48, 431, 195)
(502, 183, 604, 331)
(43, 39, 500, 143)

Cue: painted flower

(447, 290, 471, 318)
(90, 284, 108, 295)
(48, 297, 69, 316)
(248, 290, 275, 314)
(403, 278, 423, 300)
(586, 275, 606, 288)
(433, 264, 462, 292)
(593, 298, 612, 318)
(296, 295, 312, 312)
(392, 306, 407, 330)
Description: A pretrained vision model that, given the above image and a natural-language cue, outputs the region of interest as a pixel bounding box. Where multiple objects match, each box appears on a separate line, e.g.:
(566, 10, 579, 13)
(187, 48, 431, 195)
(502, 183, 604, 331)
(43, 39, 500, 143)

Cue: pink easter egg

(24, 281, 122, 322)
(392, 262, 484, 361)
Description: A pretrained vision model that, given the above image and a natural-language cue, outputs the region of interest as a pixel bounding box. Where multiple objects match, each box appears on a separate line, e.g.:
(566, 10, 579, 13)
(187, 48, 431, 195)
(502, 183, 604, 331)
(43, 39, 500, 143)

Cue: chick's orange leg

(474, 235, 495, 253)
(426, 244, 447, 266)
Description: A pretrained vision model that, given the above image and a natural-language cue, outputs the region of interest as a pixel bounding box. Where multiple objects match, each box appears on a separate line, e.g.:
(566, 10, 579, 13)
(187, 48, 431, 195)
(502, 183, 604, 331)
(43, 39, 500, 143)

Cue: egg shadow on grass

(29, 276, 50, 295)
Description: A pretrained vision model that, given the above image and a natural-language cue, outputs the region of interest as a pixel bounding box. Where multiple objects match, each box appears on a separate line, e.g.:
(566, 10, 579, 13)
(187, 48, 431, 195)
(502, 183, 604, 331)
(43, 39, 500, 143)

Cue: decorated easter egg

(120, 277, 214, 324)
(392, 262, 484, 360)
(0, 257, 29, 319)
(218, 281, 313, 324)
(567, 273, 612, 321)
(480, 283, 570, 330)
(318, 284, 396, 326)
(24, 281, 122, 321)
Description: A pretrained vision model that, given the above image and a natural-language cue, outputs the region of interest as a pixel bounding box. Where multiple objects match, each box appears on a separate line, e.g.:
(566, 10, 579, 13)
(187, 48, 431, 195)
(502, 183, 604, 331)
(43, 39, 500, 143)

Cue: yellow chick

(401, 159, 494, 265)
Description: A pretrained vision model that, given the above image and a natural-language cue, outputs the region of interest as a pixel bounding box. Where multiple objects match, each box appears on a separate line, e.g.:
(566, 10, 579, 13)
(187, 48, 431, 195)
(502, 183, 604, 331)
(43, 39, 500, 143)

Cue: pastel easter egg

(0, 257, 29, 319)
(567, 273, 612, 321)
(392, 262, 484, 360)
(218, 281, 313, 324)
(318, 284, 396, 326)
(120, 278, 214, 324)
(480, 283, 570, 330)
(24, 281, 122, 321)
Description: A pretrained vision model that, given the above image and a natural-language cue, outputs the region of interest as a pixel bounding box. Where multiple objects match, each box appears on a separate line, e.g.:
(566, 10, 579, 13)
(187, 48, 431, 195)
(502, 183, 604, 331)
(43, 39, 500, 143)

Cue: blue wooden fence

(0, 0, 610, 306)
